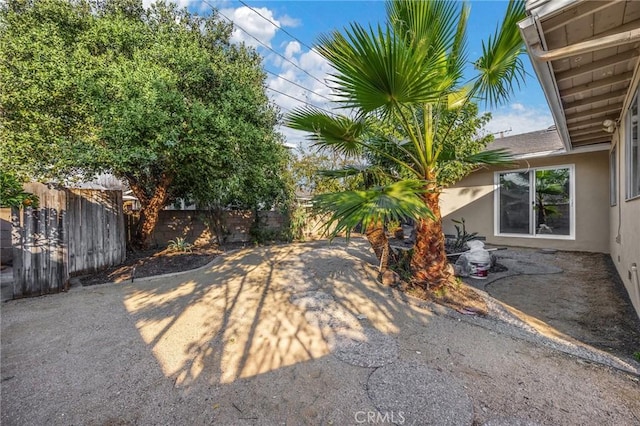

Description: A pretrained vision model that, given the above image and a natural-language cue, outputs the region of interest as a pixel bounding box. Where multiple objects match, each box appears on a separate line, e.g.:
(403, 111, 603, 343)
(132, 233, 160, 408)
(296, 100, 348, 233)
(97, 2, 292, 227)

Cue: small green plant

(434, 286, 448, 298)
(451, 218, 478, 252)
(633, 351, 640, 362)
(0, 171, 39, 208)
(453, 276, 463, 290)
(386, 219, 401, 231)
(167, 237, 192, 253)
(288, 205, 308, 242)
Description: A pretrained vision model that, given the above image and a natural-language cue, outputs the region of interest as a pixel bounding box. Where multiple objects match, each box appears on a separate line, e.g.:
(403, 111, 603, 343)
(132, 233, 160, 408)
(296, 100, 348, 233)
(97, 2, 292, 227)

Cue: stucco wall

(609, 77, 640, 319)
(440, 150, 610, 253)
(125, 209, 328, 247)
(126, 210, 288, 247)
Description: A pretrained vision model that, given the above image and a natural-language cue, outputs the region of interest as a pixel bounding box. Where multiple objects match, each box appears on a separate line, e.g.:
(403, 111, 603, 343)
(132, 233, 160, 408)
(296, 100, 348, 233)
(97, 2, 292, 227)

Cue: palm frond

(316, 166, 365, 179)
(285, 107, 365, 156)
(387, 0, 467, 93)
(446, 85, 471, 110)
(471, 0, 526, 108)
(316, 22, 445, 115)
(312, 179, 434, 239)
(463, 148, 514, 166)
(447, 2, 469, 83)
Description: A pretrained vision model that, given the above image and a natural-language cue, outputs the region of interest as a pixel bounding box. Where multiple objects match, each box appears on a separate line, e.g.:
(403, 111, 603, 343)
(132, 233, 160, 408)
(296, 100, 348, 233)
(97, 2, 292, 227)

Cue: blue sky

(182, 1, 555, 146)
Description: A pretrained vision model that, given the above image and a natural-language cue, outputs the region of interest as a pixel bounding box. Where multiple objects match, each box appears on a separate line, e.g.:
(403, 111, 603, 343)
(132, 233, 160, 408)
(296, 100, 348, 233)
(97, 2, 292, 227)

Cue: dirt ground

(77, 240, 640, 363)
(2, 239, 639, 426)
(77, 243, 237, 286)
(481, 248, 640, 362)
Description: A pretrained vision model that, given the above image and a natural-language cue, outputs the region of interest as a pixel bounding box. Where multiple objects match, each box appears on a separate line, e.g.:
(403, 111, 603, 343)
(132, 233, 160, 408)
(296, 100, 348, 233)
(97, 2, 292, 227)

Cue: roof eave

(519, 16, 574, 152)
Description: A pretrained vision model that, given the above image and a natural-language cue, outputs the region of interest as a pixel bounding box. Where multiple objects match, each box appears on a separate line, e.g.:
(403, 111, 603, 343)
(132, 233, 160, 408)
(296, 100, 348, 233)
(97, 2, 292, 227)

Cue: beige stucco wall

(609, 75, 640, 319)
(440, 151, 610, 253)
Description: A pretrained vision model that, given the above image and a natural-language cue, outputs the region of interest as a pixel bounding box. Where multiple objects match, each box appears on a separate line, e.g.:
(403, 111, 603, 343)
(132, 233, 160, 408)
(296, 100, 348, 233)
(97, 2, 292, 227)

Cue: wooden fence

(11, 183, 126, 298)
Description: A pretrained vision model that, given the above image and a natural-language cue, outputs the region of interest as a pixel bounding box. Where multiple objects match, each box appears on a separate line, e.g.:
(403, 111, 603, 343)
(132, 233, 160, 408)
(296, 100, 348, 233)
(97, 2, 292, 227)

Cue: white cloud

(299, 49, 331, 77)
(206, 7, 337, 148)
(221, 6, 280, 48)
(279, 15, 301, 28)
(484, 104, 554, 136)
(284, 41, 301, 59)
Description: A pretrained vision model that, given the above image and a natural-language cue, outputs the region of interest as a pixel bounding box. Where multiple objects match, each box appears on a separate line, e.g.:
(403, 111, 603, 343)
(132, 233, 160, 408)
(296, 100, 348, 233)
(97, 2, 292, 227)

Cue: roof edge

(518, 15, 573, 152)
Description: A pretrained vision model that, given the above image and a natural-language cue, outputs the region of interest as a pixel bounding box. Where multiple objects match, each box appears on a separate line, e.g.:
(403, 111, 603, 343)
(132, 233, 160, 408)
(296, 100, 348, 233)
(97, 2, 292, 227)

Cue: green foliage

(390, 248, 413, 281)
(249, 215, 289, 245)
(0, 171, 39, 208)
(1, 0, 292, 246)
(386, 218, 401, 232)
(290, 147, 363, 197)
(633, 352, 640, 362)
(312, 180, 434, 240)
(286, 0, 524, 199)
(0, 0, 97, 180)
(167, 237, 192, 253)
(287, 204, 309, 242)
(450, 218, 478, 252)
(535, 168, 570, 225)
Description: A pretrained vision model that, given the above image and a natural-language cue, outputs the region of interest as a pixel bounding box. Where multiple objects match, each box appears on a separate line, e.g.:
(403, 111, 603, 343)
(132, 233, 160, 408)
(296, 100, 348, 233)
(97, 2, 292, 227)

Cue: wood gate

(11, 183, 126, 298)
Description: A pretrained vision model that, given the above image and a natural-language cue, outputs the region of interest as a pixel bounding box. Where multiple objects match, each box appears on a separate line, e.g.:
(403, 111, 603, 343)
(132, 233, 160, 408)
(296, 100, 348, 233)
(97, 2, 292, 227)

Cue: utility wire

(235, 1, 334, 103)
(212, 5, 329, 89)
(266, 87, 337, 116)
(264, 69, 334, 102)
(237, 0, 316, 53)
(200, 1, 338, 118)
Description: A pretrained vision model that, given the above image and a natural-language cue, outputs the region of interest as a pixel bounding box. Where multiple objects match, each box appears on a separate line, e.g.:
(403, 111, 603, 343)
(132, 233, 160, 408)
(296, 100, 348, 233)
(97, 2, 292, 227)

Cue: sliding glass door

(496, 166, 573, 238)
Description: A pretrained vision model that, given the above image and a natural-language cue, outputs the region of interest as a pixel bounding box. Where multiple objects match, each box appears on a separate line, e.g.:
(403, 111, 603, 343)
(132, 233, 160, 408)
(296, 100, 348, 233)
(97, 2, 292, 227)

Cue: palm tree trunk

(410, 191, 450, 288)
(365, 220, 396, 272)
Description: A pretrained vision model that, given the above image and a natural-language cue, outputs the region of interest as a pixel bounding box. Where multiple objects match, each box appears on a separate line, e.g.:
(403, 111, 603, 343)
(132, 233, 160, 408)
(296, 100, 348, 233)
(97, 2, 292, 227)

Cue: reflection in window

(499, 172, 530, 234)
(535, 168, 570, 235)
(496, 166, 573, 238)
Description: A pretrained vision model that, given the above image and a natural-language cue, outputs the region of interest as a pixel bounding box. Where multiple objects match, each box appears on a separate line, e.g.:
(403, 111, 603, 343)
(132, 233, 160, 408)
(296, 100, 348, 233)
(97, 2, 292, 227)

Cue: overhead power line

(264, 69, 334, 102)
(237, 0, 316, 53)
(199, 1, 339, 119)
(266, 87, 338, 117)
(211, 5, 329, 89)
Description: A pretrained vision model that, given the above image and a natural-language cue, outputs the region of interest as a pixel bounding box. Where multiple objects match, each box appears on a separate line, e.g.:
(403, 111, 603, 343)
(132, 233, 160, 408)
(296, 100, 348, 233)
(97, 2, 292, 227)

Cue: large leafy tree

(1, 0, 291, 248)
(287, 0, 525, 288)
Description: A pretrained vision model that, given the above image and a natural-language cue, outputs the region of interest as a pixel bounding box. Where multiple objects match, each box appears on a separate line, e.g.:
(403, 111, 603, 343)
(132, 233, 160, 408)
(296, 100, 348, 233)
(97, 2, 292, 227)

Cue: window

(495, 165, 574, 238)
(628, 91, 640, 199)
(610, 146, 617, 206)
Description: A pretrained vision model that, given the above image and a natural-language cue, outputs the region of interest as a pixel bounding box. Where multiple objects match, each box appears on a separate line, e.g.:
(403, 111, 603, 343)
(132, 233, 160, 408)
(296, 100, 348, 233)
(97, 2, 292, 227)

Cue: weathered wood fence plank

(11, 183, 125, 298)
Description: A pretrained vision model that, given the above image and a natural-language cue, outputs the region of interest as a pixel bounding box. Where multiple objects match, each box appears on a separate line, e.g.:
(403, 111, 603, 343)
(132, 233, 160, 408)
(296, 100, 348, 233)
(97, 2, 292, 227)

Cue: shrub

(167, 237, 192, 253)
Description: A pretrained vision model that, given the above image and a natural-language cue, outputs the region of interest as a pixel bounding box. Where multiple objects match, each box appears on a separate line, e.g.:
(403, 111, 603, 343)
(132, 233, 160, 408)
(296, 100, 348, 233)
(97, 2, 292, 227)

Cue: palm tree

(287, 0, 526, 289)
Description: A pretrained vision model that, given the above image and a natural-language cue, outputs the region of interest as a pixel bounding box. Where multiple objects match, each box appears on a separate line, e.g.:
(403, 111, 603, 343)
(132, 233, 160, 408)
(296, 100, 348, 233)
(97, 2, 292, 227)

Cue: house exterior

(444, 0, 640, 319)
(441, 127, 611, 252)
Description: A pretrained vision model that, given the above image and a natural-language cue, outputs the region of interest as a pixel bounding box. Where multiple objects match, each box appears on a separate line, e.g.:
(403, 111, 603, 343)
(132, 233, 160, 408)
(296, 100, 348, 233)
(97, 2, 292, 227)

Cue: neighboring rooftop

(486, 125, 565, 158)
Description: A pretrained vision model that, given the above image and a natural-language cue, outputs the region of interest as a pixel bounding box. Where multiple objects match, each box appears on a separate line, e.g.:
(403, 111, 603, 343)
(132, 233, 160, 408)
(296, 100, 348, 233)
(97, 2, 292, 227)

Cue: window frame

(494, 164, 575, 240)
(626, 88, 640, 200)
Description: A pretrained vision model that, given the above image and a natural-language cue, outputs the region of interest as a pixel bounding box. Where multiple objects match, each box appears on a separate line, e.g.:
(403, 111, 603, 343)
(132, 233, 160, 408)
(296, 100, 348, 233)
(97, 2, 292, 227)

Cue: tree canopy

(0, 0, 292, 247)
